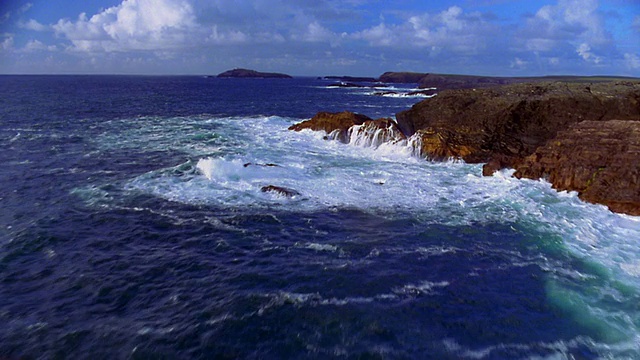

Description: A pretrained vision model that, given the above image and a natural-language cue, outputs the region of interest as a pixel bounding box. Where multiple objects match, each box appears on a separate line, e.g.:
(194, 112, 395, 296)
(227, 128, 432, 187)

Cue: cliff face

(514, 120, 640, 215)
(396, 81, 640, 163)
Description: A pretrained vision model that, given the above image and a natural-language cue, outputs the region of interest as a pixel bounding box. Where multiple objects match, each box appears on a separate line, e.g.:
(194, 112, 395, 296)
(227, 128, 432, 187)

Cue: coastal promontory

(290, 80, 640, 215)
(217, 68, 292, 78)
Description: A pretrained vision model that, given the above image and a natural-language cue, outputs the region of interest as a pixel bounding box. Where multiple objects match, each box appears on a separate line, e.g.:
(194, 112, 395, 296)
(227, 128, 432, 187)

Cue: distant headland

(318, 71, 639, 91)
(216, 68, 293, 79)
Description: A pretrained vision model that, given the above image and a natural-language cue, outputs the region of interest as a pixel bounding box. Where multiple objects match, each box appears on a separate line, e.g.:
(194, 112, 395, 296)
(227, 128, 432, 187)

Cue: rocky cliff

(514, 120, 640, 215)
(396, 81, 640, 163)
(289, 80, 640, 215)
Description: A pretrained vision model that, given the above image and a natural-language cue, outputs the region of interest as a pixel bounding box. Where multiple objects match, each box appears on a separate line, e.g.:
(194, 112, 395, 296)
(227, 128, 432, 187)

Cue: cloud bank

(1, 0, 638, 76)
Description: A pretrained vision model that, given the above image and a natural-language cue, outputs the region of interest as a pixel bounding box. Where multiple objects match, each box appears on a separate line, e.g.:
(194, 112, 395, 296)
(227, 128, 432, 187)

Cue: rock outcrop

(217, 68, 292, 78)
(288, 111, 405, 145)
(514, 120, 640, 215)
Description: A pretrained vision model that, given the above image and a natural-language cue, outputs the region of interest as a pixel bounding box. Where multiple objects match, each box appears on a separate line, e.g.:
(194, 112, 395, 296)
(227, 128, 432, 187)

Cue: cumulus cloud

(576, 42, 602, 63)
(19, 19, 47, 31)
(292, 21, 335, 43)
(510, 57, 528, 69)
(353, 6, 495, 54)
(625, 53, 640, 69)
(519, 0, 610, 61)
(53, 0, 199, 52)
(21, 39, 57, 52)
(1, 35, 14, 50)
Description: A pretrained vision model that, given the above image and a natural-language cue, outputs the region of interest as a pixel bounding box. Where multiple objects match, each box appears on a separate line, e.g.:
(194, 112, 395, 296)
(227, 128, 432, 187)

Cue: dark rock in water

(407, 90, 437, 97)
(244, 162, 280, 168)
(217, 68, 292, 78)
(482, 155, 522, 177)
(373, 91, 399, 96)
(288, 111, 373, 142)
(514, 120, 640, 216)
(261, 185, 301, 197)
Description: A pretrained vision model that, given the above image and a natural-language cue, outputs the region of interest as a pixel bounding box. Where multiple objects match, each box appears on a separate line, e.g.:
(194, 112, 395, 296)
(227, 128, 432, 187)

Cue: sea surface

(1, 75, 640, 359)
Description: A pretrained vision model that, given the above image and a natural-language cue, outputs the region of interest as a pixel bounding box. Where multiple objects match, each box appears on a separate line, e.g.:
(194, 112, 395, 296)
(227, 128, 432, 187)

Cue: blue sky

(1, 0, 638, 76)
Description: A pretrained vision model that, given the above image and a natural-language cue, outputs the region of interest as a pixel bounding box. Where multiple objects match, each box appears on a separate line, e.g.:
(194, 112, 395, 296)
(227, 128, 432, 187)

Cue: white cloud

(20, 3, 33, 13)
(576, 42, 602, 63)
(19, 19, 47, 31)
(53, 0, 199, 52)
(292, 21, 335, 43)
(207, 25, 247, 44)
(1, 35, 14, 51)
(352, 23, 396, 46)
(21, 39, 57, 52)
(625, 53, 640, 69)
(520, 0, 610, 54)
(353, 6, 494, 54)
(510, 57, 528, 69)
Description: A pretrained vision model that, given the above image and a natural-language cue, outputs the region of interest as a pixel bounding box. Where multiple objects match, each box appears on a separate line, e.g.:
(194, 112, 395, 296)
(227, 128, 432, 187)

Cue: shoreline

(290, 80, 640, 216)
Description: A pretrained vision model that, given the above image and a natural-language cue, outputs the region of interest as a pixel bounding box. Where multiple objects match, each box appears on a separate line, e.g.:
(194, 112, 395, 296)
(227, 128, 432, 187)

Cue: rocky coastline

(290, 80, 640, 216)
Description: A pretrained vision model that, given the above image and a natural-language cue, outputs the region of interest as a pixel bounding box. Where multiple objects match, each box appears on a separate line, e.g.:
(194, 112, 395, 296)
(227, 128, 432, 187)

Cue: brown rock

(288, 111, 372, 142)
(288, 111, 405, 145)
(514, 120, 640, 216)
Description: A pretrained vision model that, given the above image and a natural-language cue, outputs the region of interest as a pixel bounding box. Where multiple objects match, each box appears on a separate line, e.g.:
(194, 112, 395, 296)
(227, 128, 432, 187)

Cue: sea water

(1, 75, 639, 359)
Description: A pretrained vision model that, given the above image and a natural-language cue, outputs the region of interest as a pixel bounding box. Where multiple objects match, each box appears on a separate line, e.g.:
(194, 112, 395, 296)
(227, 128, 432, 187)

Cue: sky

(0, 0, 638, 76)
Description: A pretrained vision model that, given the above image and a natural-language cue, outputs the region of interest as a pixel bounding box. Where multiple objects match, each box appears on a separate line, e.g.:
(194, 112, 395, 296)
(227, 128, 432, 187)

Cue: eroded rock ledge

(514, 120, 640, 215)
(289, 81, 640, 215)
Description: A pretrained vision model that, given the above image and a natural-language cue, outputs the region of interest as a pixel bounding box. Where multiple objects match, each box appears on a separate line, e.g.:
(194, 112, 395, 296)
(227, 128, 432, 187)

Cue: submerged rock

(260, 185, 301, 197)
(514, 120, 640, 215)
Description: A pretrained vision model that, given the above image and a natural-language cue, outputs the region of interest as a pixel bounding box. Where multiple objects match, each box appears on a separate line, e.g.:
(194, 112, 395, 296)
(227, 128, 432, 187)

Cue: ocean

(1, 75, 639, 359)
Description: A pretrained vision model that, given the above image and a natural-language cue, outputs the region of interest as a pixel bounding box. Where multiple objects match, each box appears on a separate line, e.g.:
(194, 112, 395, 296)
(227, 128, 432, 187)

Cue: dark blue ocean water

(1, 75, 639, 359)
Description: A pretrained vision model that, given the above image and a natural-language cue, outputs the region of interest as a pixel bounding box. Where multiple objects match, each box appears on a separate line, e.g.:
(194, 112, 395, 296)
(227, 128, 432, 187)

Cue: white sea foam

(123, 116, 640, 339)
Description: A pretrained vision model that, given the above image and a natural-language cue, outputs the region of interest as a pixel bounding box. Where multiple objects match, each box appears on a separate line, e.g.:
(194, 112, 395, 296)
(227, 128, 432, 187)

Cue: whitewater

(1, 76, 639, 359)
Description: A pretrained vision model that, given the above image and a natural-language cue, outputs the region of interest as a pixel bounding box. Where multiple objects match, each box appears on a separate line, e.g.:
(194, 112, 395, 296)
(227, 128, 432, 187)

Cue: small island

(216, 68, 293, 79)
